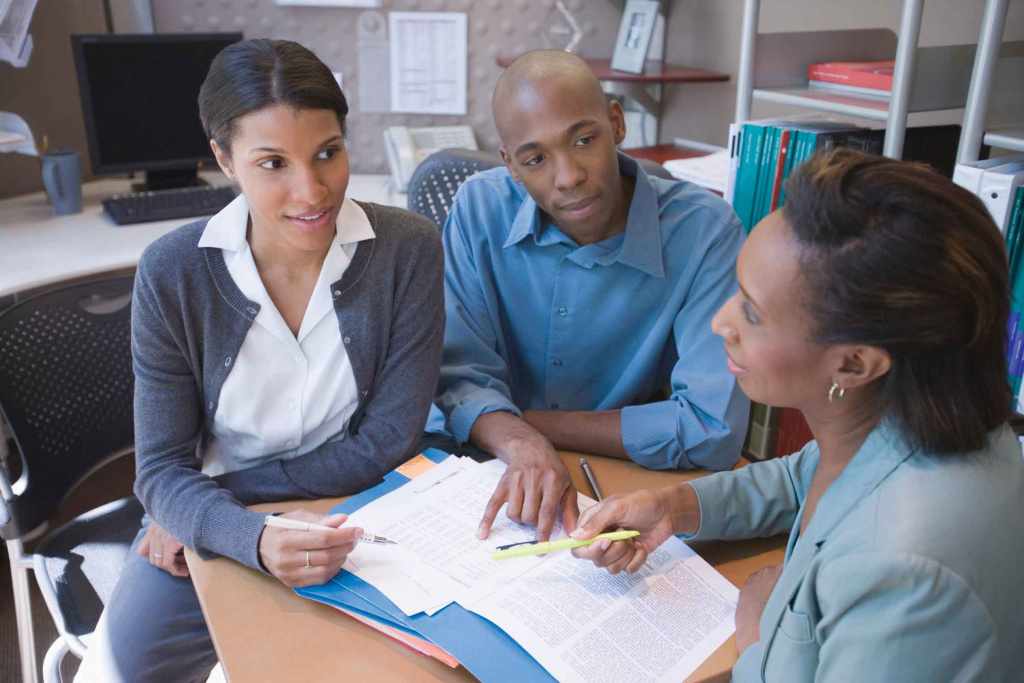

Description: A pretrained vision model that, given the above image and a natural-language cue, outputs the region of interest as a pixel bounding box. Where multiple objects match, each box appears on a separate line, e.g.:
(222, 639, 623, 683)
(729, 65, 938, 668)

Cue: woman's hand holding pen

(569, 483, 701, 574)
(258, 510, 364, 588)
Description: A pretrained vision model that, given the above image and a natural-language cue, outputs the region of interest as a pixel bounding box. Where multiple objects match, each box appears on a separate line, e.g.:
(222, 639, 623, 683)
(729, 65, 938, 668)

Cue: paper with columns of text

(342, 457, 567, 616)
(469, 537, 740, 683)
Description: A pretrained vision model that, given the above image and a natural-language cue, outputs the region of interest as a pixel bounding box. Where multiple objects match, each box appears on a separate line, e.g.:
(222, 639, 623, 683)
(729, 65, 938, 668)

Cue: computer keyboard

(103, 185, 238, 225)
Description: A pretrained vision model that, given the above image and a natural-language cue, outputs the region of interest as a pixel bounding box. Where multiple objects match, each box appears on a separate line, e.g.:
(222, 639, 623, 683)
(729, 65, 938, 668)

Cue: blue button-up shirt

(426, 153, 749, 470)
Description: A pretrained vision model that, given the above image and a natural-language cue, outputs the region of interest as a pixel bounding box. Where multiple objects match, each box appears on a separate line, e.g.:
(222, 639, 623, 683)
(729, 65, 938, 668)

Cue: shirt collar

(197, 192, 249, 252)
(502, 152, 665, 278)
(197, 194, 375, 252)
(806, 420, 919, 545)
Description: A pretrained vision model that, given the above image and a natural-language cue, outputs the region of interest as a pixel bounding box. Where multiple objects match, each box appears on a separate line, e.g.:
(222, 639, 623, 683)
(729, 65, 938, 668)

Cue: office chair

(0, 277, 143, 683)
(407, 148, 676, 231)
(407, 148, 504, 231)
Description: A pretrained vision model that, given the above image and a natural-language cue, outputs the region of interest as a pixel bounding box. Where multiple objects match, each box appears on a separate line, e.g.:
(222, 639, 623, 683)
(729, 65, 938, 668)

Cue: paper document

(338, 454, 738, 682)
(663, 150, 730, 193)
(388, 12, 467, 114)
(342, 457, 570, 615)
(470, 538, 739, 683)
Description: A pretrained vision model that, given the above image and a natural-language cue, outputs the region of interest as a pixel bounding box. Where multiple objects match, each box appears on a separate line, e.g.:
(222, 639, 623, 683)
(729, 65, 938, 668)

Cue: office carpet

(0, 450, 135, 681)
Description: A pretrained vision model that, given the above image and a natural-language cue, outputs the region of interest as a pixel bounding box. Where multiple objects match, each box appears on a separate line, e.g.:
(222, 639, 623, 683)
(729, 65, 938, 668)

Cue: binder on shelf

(954, 154, 1024, 234)
(979, 161, 1024, 233)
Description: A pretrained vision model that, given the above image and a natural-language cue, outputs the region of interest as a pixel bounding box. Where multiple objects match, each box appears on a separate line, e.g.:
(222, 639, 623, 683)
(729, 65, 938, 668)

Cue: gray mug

(41, 149, 83, 215)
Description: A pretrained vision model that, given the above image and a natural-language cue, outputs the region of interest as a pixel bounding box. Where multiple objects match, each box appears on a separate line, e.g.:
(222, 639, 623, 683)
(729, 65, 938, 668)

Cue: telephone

(383, 125, 479, 192)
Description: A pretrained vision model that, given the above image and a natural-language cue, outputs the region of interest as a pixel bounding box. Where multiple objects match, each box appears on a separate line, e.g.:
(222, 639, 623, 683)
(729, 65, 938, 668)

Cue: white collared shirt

(197, 194, 375, 476)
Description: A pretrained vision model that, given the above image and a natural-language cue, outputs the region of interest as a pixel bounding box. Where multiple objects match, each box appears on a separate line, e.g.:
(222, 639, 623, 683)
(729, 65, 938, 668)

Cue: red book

(806, 60, 894, 92)
(768, 129, 791, 212)
(774, 407, 815, 457)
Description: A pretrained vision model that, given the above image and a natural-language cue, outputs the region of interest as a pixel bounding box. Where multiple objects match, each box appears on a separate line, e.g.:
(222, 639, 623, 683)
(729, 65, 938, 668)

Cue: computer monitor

(71, 33, 242, 191)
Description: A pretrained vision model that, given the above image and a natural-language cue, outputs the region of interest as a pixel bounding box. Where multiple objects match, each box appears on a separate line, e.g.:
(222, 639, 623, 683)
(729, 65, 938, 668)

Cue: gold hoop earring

(828, 383, 845, 404)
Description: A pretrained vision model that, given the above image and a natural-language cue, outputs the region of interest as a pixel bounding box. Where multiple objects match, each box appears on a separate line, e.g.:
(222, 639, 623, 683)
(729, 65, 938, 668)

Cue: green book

(734, 124, 766, 232)
(752, 126, 780, 227)
(1008, 186, 1024, 305)
(777, 129, 802, 207)
(1007, 188, 1024, 397)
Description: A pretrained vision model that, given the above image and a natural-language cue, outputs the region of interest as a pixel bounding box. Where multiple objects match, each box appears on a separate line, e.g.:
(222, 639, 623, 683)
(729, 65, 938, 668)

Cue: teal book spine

(1008, 188, 1024, 397)
(1007, 186, 1024, 301)
(752, 127, 779, 228)
(778, 129, 801, 207)
(753, 125, 777, 229)
(734, 124, 765, 232)
(797, 131, 815, 167)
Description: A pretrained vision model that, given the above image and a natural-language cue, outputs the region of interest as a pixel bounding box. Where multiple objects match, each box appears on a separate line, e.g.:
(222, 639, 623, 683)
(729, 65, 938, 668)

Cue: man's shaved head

(492, 50, 606, 142)
(489, 49, 632, 247)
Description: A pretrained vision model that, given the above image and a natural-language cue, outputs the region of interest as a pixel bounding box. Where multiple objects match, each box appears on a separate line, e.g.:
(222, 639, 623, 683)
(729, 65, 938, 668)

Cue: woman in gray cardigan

(76, 39, 444, 682)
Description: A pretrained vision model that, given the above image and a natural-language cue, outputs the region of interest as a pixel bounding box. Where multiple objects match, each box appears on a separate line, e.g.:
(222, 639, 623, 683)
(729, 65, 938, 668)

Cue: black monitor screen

(72, 33, 242, 173)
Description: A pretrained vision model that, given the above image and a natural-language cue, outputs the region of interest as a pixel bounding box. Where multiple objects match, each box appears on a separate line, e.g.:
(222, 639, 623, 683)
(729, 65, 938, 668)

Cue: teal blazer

(688, 422, 1024, 682)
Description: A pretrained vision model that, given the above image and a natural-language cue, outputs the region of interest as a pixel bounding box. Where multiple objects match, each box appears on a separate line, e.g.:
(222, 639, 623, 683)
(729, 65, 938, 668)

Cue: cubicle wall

(149, 0, 626, 175)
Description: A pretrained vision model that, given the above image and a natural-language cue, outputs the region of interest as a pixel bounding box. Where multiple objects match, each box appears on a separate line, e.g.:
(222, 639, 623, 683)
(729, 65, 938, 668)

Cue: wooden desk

(186, 453, 785, 683)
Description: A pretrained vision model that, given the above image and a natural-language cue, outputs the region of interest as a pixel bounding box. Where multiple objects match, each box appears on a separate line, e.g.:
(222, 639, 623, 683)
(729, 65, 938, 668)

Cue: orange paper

(394, 453, 438, 480)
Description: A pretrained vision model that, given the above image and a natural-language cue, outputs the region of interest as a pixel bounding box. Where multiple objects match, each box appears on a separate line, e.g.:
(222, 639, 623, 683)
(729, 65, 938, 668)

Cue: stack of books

(1002, 184, 1024, 406)
(727, 116, 867, 232)
(953, 155, 1024, 407)
(805, 60, 895, 99)
(727, 117, 962, 233)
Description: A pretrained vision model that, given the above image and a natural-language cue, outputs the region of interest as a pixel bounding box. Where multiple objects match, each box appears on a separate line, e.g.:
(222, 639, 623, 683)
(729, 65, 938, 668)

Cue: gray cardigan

(131, 201, 444, 570)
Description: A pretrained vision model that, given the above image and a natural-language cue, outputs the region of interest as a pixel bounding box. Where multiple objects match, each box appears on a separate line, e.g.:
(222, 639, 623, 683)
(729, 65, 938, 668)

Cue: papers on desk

(343, 456, 571, 616)
(0, 112, 37, 156)
(301, 451, 739, 683)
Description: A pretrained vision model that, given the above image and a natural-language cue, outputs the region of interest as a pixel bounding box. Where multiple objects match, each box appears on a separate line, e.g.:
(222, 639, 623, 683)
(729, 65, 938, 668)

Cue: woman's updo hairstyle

(198, 38, 348, 155)
(783, 148, 1010, 454)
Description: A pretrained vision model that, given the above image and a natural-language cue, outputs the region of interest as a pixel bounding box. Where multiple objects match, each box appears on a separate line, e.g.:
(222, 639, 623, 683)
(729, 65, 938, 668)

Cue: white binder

(953, 153, 1024, 234)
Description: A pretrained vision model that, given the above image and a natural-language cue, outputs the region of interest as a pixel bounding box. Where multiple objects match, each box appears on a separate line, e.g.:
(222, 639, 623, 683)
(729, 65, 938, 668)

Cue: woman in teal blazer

(571, 149, 1024, 681)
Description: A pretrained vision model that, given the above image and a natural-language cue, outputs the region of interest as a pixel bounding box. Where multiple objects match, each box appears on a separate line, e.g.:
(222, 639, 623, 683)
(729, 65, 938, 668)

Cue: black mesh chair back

(0, 276, 136, 540)
(407, 148, 503, 230)
(407, 149, 676, 231)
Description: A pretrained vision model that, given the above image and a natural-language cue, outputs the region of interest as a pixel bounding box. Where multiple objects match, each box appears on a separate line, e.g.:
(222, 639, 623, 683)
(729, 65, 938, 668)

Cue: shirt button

(549, 403, 560, 410)
(294, 355, 303, 363)
(333, 290, 341, 298)
(224, 356, 231, 367)
(361, 389, 368, 397)
(552, 359, 563, 366)
(288, 400, 296, 410)
(557, 307, 568, 317)
(208, 401, 214, 410)
(343, 336, 352, 344)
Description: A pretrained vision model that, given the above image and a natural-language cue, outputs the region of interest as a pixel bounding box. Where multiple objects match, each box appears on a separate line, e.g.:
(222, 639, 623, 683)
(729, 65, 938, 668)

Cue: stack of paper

(298, 450, 740, 683)
(662, 150, 730, 193)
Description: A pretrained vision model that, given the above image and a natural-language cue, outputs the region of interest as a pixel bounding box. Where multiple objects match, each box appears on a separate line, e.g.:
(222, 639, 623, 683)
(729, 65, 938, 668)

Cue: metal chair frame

(0, 276, 139, 683)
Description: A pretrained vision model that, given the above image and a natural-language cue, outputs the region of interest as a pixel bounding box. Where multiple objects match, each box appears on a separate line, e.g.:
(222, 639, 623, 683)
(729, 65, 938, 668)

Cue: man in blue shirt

(427, 50, 749, 541)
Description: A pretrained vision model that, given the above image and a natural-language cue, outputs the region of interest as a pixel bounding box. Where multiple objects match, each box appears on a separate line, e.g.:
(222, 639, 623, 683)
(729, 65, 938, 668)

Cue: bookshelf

(734, 0, 1024, 160)
(496, 57, 728, 146)
(958, 0, 1024, 163)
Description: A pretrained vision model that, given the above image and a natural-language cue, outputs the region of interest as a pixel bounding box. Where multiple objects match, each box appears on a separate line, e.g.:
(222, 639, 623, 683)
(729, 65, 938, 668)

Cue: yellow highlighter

(491, 530, 639, 561)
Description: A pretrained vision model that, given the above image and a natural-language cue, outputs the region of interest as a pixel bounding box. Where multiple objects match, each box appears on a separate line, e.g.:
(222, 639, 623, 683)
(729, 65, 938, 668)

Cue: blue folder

(295, 449, 555, 682)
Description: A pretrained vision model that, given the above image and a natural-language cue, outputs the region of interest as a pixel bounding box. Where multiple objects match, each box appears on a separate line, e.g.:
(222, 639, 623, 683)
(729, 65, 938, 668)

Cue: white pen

(264, 515, 397, 545)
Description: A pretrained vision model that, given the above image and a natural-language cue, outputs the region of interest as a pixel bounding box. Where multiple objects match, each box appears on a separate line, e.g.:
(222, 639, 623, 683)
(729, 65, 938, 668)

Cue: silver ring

(305, 550, 311, 568)
(153, 553, 164, 559)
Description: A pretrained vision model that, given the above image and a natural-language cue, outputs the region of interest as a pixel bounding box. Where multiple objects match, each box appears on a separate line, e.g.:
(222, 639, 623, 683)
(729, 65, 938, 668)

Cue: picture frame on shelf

(610, 0, 659, 75)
